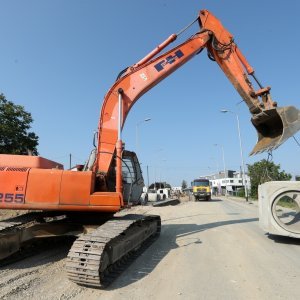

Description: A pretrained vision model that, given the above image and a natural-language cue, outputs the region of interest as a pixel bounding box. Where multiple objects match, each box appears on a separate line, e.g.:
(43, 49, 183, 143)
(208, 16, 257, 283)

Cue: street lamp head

(137, 118, 151, 126)
(220, 109, 236, 116)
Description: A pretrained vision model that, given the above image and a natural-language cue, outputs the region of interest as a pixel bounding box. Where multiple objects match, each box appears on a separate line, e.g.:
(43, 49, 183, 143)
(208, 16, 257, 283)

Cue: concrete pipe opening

(272, 190, 300, 234)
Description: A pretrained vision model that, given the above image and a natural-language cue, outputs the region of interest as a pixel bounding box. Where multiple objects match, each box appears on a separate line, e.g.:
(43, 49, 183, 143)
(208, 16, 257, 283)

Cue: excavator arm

(95, 9, 300, 175)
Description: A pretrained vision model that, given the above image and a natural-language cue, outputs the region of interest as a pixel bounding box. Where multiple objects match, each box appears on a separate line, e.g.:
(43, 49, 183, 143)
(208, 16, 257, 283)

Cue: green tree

(181, 179, 188, 190)
(0, 93, 39, 155)
(248, 159, 292, 199)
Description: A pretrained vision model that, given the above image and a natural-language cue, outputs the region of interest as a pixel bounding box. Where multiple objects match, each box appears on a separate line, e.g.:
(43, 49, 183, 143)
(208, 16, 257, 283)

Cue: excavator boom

(95, 9, 300, 175)
(95, 31, 211, 174)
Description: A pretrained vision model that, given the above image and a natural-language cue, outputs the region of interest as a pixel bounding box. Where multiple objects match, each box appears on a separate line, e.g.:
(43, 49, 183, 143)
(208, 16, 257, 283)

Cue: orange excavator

(0, 9, 300, 287)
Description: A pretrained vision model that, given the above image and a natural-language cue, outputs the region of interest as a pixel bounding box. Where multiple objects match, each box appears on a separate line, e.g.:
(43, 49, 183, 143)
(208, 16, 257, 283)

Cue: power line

(293, 136, 300, 147)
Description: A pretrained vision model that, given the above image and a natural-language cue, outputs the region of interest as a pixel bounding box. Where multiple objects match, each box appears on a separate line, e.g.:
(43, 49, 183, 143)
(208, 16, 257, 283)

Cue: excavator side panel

(26, 169, 62, 204)
(0, 168, 122, 212)
(60, 171, 94, 205)
(0, 167, 29, 205)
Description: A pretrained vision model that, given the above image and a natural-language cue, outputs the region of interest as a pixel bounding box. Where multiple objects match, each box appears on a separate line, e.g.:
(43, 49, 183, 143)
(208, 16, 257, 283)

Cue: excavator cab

(121, 150, 145, 205)
(250, 106, 300, 155)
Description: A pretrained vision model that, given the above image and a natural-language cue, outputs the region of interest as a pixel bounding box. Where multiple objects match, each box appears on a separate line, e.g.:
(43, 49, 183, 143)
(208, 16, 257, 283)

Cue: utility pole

(147, 165, 150, 189)
(214, 144, 227, 195)
(220, 109, 249, 201)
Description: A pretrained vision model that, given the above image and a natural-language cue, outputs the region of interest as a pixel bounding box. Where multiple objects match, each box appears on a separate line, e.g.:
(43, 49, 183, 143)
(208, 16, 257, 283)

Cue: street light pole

(210, 157, 220, 177)
(235, 114, 249, 201)
(214, 144, 227, 195)
(135, 118, 151, 154)
(69, 153, 72, 169)
(220, 109, 249, 201)
(146, 165, 150, 189)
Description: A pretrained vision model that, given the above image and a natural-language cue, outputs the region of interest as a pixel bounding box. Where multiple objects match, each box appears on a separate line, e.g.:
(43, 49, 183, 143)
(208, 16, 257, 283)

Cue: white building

(171, 186, 182, 192)
(201, 170, 250, 196)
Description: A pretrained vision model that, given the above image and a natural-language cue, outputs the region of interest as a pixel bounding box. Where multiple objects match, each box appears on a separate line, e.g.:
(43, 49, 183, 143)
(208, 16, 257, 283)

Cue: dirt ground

(0, 197, 300, 300)
(0, 209, 29, 220)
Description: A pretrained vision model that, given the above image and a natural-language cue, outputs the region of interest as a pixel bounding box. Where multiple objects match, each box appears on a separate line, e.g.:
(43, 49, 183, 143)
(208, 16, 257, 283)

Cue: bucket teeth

(250, 106, 300, 155)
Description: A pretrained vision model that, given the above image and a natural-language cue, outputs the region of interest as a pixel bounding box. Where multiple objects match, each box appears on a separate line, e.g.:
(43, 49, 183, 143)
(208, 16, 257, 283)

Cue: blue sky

(1, 0, 300, 186)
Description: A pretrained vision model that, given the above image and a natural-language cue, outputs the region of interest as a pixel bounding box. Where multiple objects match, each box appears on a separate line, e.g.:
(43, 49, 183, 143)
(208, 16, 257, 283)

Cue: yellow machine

(192, 178, 211, 201)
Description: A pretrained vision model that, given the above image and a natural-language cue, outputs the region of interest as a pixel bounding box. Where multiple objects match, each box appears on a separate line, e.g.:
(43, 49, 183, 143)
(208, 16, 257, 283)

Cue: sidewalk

(214, 194, 258, 207)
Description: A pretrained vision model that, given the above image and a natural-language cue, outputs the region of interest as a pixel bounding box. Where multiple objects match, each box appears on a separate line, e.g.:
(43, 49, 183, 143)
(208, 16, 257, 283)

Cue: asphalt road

(0, 197, 299, 300)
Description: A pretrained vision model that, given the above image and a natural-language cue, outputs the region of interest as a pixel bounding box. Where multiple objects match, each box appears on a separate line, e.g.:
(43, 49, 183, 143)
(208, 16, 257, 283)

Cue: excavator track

(66, 214, 161, 287)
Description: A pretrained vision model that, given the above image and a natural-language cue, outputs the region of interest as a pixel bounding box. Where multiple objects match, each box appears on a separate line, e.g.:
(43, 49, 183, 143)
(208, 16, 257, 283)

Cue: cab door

(122, 151, 144, 204)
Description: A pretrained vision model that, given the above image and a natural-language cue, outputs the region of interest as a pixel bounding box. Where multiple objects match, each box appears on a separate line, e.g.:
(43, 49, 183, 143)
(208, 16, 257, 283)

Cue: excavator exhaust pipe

(250, 106, 300, 155)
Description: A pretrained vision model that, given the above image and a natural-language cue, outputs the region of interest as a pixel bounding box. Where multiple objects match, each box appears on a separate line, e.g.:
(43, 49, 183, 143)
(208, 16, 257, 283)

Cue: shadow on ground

(0, 237, 75, 270)
(267, 234, 300, 245)
(106, 217, 258, 290)
(1, 216, 260, 290)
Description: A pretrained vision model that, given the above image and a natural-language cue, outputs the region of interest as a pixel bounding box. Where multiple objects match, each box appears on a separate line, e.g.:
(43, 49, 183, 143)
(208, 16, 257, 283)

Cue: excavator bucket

(250, 106, 300, 155)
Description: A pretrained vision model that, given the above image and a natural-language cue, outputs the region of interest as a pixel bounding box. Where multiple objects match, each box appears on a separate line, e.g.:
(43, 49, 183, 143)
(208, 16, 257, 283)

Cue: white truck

(146, 187, 170, 202)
